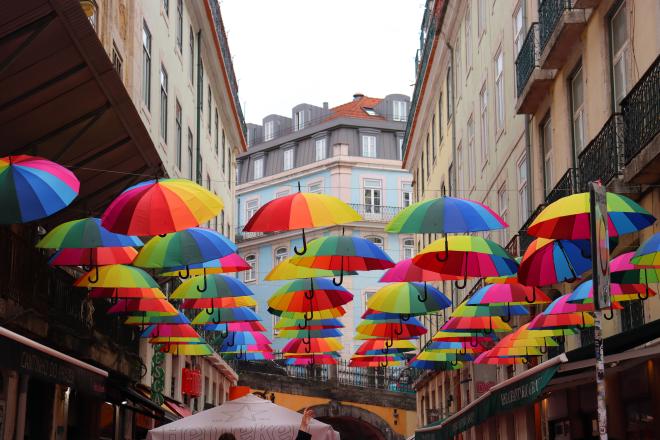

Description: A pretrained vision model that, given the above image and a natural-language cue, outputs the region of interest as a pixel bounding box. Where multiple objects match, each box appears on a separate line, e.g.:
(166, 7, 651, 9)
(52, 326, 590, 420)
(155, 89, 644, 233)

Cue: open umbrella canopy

(355, 339, 416, 354)
(356, 319, 427, 339)
(489, 346, 543, 357)
(149, 337, 201, 344)
(219, 331, 272, 347)
(349, 358, 407, 368)
(160, 343, 214, 356)
(219, 343, 273, 354)
(467, 283, 551, 306)
(75, 265, 158, 288)
(159, 253, 250, 276)
(88, 287, 165, 300)
(283, 351, 341, 358)
(49, 247, 138, 267)
(141, 324, 200, 338)
(359, 310, 425, 323)
(527, 192, 655, 239)
(631, 233, 660, 267)
(283, 338, 343, 354)
(268, 307, 346, 319)
(0, 155, 79, 224)
(366, 282, 451, 314)
(474, 351, 529, 365)
(544, 293, 623, 315)
(37, 217, 142, 249)
(171, 274, 253, 299)
(409, 358, 463, 370)
(265, 257, 357, 281)
(192, 307, 261, 324)
(528, 312, 594, 330)
(441, 316, 512, 333)
(385, 196, 507, 233)
(277, 328, 343, 339)
(202, 321, 266, 332)
(284, 355, 338, 366)
(450, 302, 529, 319)
(101, 178, 223, 236)
(415, 351, 475, 362)
(222, 352, 275, 361)
(413, 236, 518, 282)
(108, 298, 178, 314)
(268, 289, 353, 313)
(379, 258, 462, 282)
(494, 331, 558, 348)
(609, 252, 660, 284)
(432, 330, 495, 343)
(568, 280, 657, 304)
(179, 296, 257, 310)
(426, 341, 485, 353)
(134, 228, 236, 269)
(275, 317, 344, 330)
(124, 312, 191, 325)
(518, 238, 592, 286)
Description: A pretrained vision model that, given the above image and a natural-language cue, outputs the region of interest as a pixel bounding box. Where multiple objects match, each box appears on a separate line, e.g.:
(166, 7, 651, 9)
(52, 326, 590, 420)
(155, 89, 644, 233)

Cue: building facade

(407, 0, 660, 438)
(236, 94, 414, 358)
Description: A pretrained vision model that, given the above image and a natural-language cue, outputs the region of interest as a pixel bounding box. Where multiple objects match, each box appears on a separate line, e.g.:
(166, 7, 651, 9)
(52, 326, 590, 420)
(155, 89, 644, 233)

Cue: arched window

(274, 247, 288, 264)
(403, 238, 415, 260)
(366, 236, 384, 251)
(244, 254, 256, 282)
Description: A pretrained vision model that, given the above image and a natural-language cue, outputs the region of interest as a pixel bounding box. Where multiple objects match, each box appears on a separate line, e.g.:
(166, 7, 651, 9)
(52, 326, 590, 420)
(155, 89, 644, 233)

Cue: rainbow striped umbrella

(102, 178, 223, 236)
(170, 274, 253, 303)
(367, 282, 451, 314)
(179, 296, 257, 310)
(265, 257, 356, 280)
(160, 253, 250, 277)
(74, 264, 158, 288)
(610, 252, 660, 287)
(49, 247, 138, 267)
(277, 328, 343, 339)
(160, 343, 214, 356)
(223, 351, 274, 361)
(379, 258, 462, 282)
(0, 155, 79, 224)
(275, 317, 344, 330)
(124, 312, 191, 326)
(268, 307, 346, 320)
(107, 298, 178, 314)
(350, 355, 407, 368)
(528, 312, 594, 330)
(518, 238, 592, 286)
(451, 302, 529, 324)
(141, 324, 199, 339)
(631, 233, 660, 267)
(37, 217, 142, 249)
(268, 278, 353, 315)
(283, 337, 343, 355)
(467, 283, 551, 306)
(285, 355, 338, 366)
(242, 189, 362, 255)
(356, 317, 427, 340)
(544, 293, 623, 316)
(528, 192, 655, 239)
(220, 331, 271, 347)
(191, 307, 260, 325)
(474, 350, 529, 365)
(409, 356, 463, 370)
(202, 321, 266, 332)
(88, 287, 165, 300)
(441, 316, 512, 333)
(568, 280, 657, 304)
(415, 351, 475, 362)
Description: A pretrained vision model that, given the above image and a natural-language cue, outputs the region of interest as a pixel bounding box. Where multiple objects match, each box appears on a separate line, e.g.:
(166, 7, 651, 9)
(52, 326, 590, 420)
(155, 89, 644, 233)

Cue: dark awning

(0, 0, 162, 225)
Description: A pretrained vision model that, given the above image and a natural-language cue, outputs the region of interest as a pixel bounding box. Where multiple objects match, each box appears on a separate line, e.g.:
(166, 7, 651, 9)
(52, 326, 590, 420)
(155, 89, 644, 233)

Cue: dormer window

(253, 156, 264, 179)
(393, 100, 407, 121)
(363, 108, 377, 116)
(283, 147, 295, 171)
(264, 120, 274, 141)
(294, 110, 305, 131)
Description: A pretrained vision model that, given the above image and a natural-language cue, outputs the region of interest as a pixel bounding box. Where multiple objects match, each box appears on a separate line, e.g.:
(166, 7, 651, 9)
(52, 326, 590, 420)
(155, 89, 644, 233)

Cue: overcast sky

(220, 0, 427, 124)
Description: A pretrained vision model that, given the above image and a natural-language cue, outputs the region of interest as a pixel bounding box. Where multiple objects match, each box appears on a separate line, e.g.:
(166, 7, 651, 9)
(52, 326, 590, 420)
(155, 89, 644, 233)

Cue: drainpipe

(524, 115, 533, 220)
(447, 42, 456, 314)
(196, 30, 203, 185)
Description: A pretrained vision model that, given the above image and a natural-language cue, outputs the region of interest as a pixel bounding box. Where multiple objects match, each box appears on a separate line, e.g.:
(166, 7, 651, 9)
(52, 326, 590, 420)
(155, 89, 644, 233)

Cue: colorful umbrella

(631, 233, 660, 267)
(102, 178, 223, 235)
(160, 253, 250, 276)
(242, 189, 362, 255)
(74, 264, 158, 288)
(288, 235, 394, 285)
(568, 280, 657, 304)
(518, 238, 592, 286)
(355, 339, 416, 355)
(37, 217, 142, 249)
(107, 298, 178, 314)
(527, 192, 655, 239)
(191, 307, 260, 325)
(267, 278, 353, 318)
(49, 247, 138, 267)
(379, 258, 462, 282)
(527, 312, 594, 330)
(141, 324, 200, 338)
(277, 328, 343, 339)
(124, 312, 191, 325)
(220, 331, 271, 347)
(367, 282, 451, 313)
(609, 252, 660, 291)
(409, 357, 463, 370)
(426, 341, 485, 353)
(474, 351, 529, 365)
(88, 287, 165, 300)
(170, 274, 253, 303)
(224, 351, 274, 361)
(265, 257, 356, 281)
(544, 293, 623, 316)
(413, 236, 518, 288)
(133, 228, 236, 272)
(160, 343, 214, 356)
(0, 155, 79, 224)
(441, 316, 512, 333)
(451, 303, 529, 323)
(350, 356, 407, 368)
(283, 337, 343, 354)
(432, 330, 495, 343)
(268, 307, 346, 320)
(275, 317, 344, 330)
(415, 351, 475, 362)
(149, 337, 201, 344)
(202, 321, 266, 332)
(179, 296, 257, 309)
(356, 318, 427, 340)
(467, 283, 551, 307)
(284, 355, 338, 366)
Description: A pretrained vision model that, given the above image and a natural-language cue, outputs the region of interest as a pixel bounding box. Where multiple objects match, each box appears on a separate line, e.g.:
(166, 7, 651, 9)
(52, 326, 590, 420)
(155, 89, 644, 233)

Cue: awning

(415, 354, 567, 440)
(164, 400, 193, 419)
(0, 326, 107, 396)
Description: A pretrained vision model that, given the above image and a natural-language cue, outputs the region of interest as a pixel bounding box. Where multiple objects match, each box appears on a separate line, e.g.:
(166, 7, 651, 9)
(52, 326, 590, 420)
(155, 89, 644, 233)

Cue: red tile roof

(325, 96, 385, 122)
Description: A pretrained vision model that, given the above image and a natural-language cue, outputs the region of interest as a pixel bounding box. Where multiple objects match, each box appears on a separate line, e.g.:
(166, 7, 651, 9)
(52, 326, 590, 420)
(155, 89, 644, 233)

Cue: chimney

(353, 93, 364, 101)
(323, 102, 328, 110)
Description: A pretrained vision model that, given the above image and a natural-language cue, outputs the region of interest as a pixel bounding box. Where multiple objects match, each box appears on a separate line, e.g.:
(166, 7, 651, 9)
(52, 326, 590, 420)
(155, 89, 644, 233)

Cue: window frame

(541, 116, 553, 195)
(274, 247, 288, 265)
(253, 156, 264, 180)
(142, 21, 152, 110)
(244, 254, 257, 283)
(361, 134, 377, 158)
(160, 64, 168, 142)
(264, 120, 275, 141)
(497, 182, 508, 245)
(245, 199, 259, 222)
(175, 100, 182, 170)
(609, 1, 630, 109)
(363, 178, 382, 214)
(465, 5, 472, 73)
(479, 81, 489, 165)
(294, 110, 305, 131)
(402, 182, 413, 208)
(570, 65, 586, 153)
(175, 0, 183, 52)
(393, 100, 407, 121)
(315, 138, 327, 161)
(403, 238, 415, 260)
(513, 1, 525, 56)
(467, 115, 476, 190)
(308, 181, 323, 194)
(187, 128, 193, 179)
(517, 153, 529, 227)
(282, 147, 295, 171)
(494, 48, 505, 134)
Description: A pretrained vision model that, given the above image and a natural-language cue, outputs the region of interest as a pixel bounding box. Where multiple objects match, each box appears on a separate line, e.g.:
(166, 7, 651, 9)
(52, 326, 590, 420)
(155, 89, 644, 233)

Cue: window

(610, 2, 629, 107)
(244, 255, 256, 282)
(362, 290, 377, 314)
(222, 130, 226, 172)
(294, 111, 305, 131)
(513, 2, 525, 55)
(363, 108, 377, 116)
(497, 183, 508, 245)
(438, 93, 444, 141)
(246, 199, 259, 221)
(393, 100, 407, 121)
(275, 189, 289, 199)
(189, 27, 194, 84)
(175, 0, 183, 51)
(315, 138, 327, 161)
(403, 239, 415, 260)
(455, 36, 462, 92)
(517, 153, 529, 226)
(308, 182, 322, 194)
(426, 134, 430, 177)
(207, 87, 212, 134)
(477, 0, 486, 37)
(465, 5, 472, 72)
(187, 128, 193, 179)
(495, 49, 505, 133)
(214, 109, 219, 155)
(446, 66, 454, 119)
(274, 247, 288, 264)
(362, 135, 377, 158)
(264, 121, 274, 141)
(479, 83, 488, 164)
(253, 157, 264, 180)
(272, 315, 281, 338)
(542, 117, 553, 195)
(364, 179, 382, 214)
(398, 137, 404, 160)
(220, 211, 225, 235)
(142, 22, 152, 109)
(162, 0, 169, 16)
(283, 148, 294, 171)
(402, 182, 413, 207)
(160, 65, 168, 142)
(175, 101, 182, 170)
(570, 66, 585, 152)
(111, 43, 123, 77)
(467, 116, 475, 189)
(366, 236, 384, 251)
(432, 115, 437, 162)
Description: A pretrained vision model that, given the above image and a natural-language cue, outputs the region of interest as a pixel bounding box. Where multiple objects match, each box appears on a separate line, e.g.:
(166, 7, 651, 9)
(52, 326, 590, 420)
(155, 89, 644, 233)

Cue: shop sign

(182, 368, 201, 397)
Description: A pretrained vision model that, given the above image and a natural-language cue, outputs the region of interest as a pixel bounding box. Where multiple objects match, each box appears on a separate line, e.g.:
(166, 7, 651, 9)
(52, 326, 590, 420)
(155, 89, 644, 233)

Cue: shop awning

(165, 400, 193, 419)
(415, 354, 568, 440)
(0, 326, 107, 396)
(0, 0, 162, 224)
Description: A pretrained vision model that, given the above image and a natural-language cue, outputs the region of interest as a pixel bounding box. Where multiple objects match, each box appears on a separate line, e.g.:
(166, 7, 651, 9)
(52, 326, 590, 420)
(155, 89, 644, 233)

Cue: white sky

(220, 0, 427, 123)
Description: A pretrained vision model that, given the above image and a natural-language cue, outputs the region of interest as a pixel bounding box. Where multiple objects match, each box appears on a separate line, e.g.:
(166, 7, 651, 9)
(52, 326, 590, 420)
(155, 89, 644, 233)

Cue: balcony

(546, 168, 579, 204)
(518, 203, 547, 254)
(621, 54, 660, 184)
(538, 0, 587, 69)
(578, 114, 625, 191)
(515, 23, 556, 114)
(572, 0, 600, 8)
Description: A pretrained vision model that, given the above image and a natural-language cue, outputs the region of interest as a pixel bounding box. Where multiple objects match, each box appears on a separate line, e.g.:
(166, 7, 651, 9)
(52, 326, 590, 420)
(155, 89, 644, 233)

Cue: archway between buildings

(307, 401, 403, 440)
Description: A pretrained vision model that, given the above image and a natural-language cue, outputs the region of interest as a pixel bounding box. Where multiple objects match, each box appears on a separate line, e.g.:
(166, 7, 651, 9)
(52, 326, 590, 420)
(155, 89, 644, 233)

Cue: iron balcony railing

(515, 23, 540, 97)
(578, 114, 624, 191)
(546, 168, 579, 205)
(621, 53, 660, 164)
(518, 203, 547, 254)
(505, 234, 520, 258)
(538, 0, 573, 51)
(348, 204, 402, 223)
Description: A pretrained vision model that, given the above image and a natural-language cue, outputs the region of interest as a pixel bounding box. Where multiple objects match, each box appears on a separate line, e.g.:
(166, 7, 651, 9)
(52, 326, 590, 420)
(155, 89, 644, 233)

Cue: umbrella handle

(302, 335, 310, 345)
(603, 304, 614, 320)
(394, 318, 404, 336)
(501, 303, 512, 323)
(304, 280, 315, 300)
(88, 265, 99, 284)
(158, 233, 167, 238)
(418, 283, 428, 303)
(212, 313, 222, 325)
(401, 314, 411, 322)
(205, 297, 215, 314)
(470, 335, 479, 347)
(219, 328, 229, 338)
(557, 240, 579, 282)
(196, 275, 208, 293)
(453, 254, 469, 290)
(382, 346, 389, 356)
(578, 312, 587, 330)
(333, 257, 344, 286)
(450, 359, 458, 367)
(227, 332, 235, 347)
(385, 337, 394, 348)
(525, 287, 538, 304)
(294, 229, 307, 256)
(539, 339, 548, 354)
(435, 234, 450, 262)
(178, 265, 190, 279)
(304, 342, 312, 354)
(459, 346, 466, 356)
(638, 278, 650, 301)
(379, 358, 388, 368)
(521, 357, 529, 364)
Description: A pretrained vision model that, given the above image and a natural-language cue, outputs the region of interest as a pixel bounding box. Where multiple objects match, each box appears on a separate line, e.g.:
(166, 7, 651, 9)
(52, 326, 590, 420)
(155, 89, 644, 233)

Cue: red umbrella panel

(88, 287, 165, 300)
(527, 312, 594, 330)
(178, 297, 257, 310)
(282, 337, 342, 354)
(49, 247, 138, 266)
(141, 324, 200, 339)
(107, 299, 178, 314)
(474, 350, 530, 365)
(379, 258, 462, 282)
(440, 316, 512, 334)
(356, 321, 427, 340)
